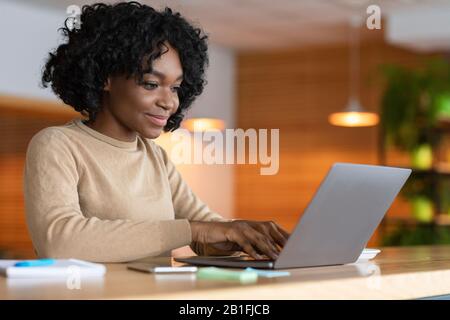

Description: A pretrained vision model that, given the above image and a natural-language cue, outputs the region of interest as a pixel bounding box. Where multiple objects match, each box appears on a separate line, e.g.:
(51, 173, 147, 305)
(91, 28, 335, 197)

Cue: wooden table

(1, 246, 450, 299)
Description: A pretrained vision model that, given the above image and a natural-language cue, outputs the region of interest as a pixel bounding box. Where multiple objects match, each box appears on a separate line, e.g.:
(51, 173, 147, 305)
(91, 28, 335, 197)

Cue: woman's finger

(248, 221, 289, 245)
(251, 221, 286, 251)
(244, 229, 279, 260)
(244, 222, 283, 256)
(230, 230, 262, 260)
(275, 224, 290, 240)
(266, 223, 288, 248)
(266, 237, 281, 256)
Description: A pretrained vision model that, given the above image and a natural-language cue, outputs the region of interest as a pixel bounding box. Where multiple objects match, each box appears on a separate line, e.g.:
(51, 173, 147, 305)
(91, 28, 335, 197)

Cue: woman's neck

(84, 109, 137, 142)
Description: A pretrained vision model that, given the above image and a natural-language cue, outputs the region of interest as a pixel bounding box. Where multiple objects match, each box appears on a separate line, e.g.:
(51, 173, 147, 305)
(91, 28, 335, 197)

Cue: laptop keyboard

(212, 255, 273, 262)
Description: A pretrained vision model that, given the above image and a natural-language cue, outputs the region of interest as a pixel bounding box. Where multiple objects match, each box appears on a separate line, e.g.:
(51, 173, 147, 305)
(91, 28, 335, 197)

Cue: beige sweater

(23, 118, 227, 262)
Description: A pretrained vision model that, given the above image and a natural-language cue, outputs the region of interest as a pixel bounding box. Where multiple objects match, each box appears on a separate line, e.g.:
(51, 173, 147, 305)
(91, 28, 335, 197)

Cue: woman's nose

(156, 89, 176, 112)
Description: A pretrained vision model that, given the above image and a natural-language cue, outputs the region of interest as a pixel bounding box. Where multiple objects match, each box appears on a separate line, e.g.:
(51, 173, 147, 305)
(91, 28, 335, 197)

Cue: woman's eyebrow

(149, 69, 183, 81)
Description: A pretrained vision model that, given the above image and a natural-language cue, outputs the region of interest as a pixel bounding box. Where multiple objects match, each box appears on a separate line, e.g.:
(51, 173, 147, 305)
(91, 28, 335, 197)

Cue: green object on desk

(245, 267, 290, 278)
(197, 267, 258, 283)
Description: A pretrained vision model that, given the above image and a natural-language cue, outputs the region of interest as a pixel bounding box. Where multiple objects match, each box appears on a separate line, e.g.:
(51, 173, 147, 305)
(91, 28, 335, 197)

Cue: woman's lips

(144, 113, 168, 127)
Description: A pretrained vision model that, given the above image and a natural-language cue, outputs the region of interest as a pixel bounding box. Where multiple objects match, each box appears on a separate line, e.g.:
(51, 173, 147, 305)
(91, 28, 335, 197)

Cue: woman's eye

(142, 82, 180, 93)
(143, 82, 158, 89)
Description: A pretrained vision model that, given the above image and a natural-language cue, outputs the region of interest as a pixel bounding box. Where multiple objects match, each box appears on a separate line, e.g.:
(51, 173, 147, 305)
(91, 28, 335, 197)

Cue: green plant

(410, 143, 433, 169)
(400, 173, 435, 222)
(411, 196, 434, 223)
(380, 58, 450, 152)
(440, 180, 450, 215)
(436, 92, 450, 119)
(380, 58, 450, 228)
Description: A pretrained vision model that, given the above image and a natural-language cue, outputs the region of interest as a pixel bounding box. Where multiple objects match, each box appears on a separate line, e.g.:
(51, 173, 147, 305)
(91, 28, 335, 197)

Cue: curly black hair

(41, 1, 209, 132)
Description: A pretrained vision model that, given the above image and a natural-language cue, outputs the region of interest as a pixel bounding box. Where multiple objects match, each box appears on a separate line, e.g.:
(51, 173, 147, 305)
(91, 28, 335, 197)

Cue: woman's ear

(103, 77, 111, 91)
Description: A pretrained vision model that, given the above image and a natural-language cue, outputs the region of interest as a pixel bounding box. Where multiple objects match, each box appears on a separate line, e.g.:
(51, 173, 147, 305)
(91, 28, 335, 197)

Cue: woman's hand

(189, 220, 290, 260)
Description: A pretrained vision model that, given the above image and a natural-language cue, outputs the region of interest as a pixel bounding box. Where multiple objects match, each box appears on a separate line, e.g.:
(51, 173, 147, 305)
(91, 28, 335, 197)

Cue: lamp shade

(328, 98, 379, 127)
(329, 16, 379, 128)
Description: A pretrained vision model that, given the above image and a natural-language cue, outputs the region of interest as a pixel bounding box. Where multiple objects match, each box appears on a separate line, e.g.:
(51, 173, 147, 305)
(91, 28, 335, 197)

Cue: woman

(24, 1, 289, 263)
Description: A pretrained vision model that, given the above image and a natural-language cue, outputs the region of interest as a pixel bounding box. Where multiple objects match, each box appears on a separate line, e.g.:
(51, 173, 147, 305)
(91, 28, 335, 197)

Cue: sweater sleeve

(23, 129, 192, 263)
(155, 144, 232, 255)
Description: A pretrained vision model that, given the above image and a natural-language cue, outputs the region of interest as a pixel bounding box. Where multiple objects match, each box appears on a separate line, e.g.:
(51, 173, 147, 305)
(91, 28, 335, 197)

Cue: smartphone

(127, 262, 198, 273)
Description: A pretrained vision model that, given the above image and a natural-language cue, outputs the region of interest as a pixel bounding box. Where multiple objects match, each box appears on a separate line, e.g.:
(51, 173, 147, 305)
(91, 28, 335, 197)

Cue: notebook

(0, 259, 106, 278)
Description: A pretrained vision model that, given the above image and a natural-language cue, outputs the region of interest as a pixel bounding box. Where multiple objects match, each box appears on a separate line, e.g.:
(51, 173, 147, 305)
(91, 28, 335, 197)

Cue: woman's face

(104, 43, 183, 139)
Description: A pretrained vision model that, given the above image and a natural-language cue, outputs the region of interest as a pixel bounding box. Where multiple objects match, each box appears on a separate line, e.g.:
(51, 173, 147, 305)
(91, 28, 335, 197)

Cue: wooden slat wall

(0, 95, 77, 258)
(235, 36, 433, 246)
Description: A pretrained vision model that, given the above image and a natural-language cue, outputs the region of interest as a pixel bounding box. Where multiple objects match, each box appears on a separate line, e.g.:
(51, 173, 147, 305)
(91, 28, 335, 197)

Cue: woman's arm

(156, 144, 236, 256)
(156, 144, 289, 258)
(24, 129, 193, 263)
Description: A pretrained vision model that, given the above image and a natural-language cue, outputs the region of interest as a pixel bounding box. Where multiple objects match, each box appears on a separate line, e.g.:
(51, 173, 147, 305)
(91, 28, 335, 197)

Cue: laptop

(175, 163, 411, 269)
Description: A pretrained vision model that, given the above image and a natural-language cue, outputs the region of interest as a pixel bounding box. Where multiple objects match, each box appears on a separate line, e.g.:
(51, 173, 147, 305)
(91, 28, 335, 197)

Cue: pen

(14, 259, 55, 267)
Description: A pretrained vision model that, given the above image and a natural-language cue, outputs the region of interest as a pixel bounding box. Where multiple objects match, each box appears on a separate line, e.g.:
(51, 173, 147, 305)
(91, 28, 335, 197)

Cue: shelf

(380, 119, 450, 240)
(380, 164, 450, 175)
(383, 215, 450, 227)
(434, 119, 450, 132)
(435, 215, 450, 226)
(394, 166, 450, 177)
(434, 163, 450, 174)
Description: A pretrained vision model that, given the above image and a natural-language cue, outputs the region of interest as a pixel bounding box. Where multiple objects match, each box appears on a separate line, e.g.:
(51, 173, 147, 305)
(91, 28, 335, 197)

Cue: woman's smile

(144, 113, 169, 127)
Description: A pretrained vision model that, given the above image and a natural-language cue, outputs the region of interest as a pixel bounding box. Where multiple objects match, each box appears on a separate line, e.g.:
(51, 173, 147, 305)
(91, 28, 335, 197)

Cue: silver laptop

(175, 163, 411, 269)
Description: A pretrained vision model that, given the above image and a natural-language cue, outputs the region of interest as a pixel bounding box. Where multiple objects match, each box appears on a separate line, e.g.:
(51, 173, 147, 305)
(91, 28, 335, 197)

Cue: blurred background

(1, 0, 450, 259)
